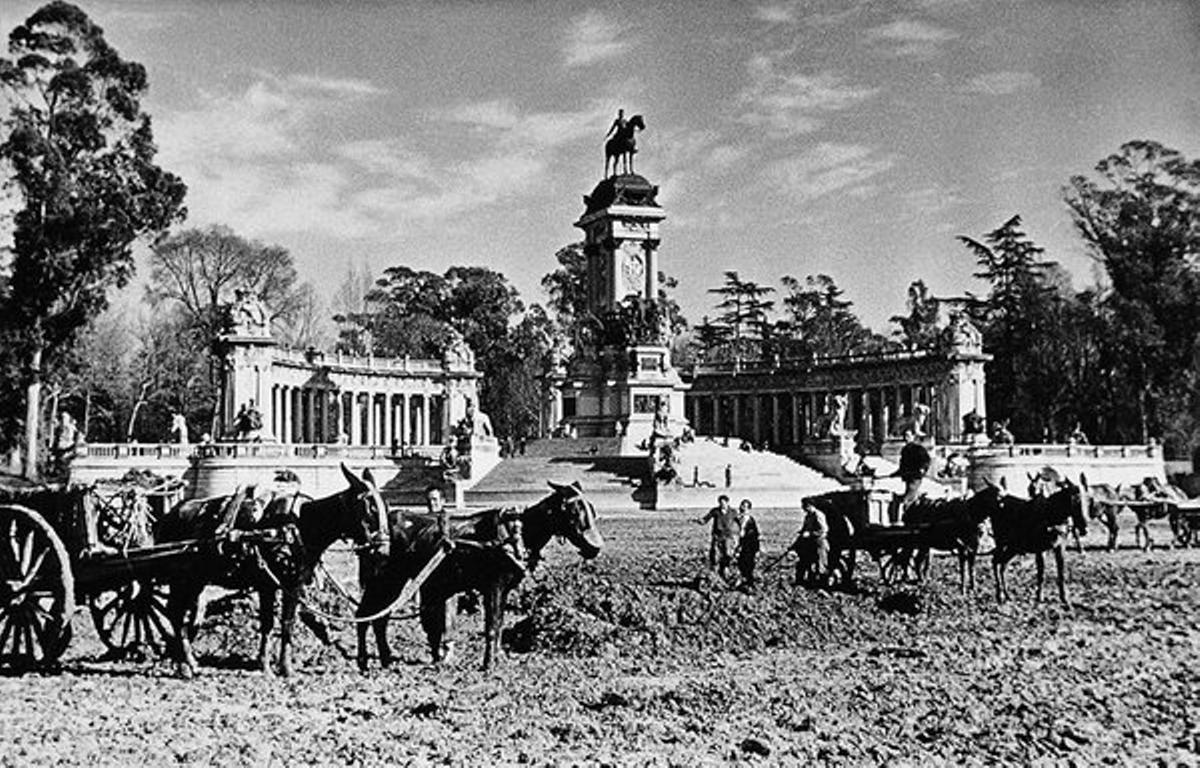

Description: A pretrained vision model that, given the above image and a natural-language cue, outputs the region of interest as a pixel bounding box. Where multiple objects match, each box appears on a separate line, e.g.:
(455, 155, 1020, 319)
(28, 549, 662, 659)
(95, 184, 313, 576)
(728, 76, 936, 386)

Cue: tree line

(689, 141, 1200, 458)
(2, 3, 1197, 479)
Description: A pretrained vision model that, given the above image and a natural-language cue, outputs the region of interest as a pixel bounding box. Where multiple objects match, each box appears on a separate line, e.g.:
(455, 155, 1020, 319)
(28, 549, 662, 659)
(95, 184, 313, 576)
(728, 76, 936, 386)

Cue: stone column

(365, 392, 376, 446)
(420, 394, 431, 446)
(880, 387, 891, 441)
(290, 388, 301, 443)
(277, 386, 287, 443)
(771, 394, 782, 447)
(380, 392, 392, 448)
(791, 394, 801, 445)
(711, 396, 720, 436)
(644, 241, 658, 300)
(400, 393, 410, 446)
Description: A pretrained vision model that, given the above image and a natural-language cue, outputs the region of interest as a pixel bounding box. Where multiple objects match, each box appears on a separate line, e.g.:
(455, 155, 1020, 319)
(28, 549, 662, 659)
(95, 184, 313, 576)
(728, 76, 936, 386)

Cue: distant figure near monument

(605, 108, 646, 177)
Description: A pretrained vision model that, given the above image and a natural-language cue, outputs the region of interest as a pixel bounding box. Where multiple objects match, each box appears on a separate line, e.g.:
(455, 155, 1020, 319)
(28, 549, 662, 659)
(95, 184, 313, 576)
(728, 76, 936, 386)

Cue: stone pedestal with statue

(544, 130, 690, 456)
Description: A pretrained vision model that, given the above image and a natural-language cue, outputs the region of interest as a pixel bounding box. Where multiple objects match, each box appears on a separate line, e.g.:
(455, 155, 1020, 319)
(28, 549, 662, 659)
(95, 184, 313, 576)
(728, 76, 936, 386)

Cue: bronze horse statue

(605, 114, 645, 177)
(355, 479, 604, 671)
(156, 464, 387, 678)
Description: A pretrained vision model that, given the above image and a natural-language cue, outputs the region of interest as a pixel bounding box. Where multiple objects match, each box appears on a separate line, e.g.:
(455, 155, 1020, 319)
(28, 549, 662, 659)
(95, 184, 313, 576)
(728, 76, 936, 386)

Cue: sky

(2, 0, 1198, 331)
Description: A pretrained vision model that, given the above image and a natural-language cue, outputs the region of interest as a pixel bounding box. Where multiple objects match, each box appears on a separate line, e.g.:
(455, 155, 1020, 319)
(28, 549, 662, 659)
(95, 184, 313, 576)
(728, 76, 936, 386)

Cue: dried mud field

(2, 509, 1199, 766)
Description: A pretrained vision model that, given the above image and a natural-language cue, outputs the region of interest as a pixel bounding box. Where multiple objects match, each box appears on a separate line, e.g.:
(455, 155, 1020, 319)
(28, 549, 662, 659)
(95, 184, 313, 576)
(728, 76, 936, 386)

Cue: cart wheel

(89, 580, 175, 659)
(0, 505, 75, 668)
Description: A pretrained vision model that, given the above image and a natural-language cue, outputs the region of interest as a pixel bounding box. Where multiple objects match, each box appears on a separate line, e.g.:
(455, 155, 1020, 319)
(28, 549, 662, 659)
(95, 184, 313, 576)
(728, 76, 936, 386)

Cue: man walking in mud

(697, 494, 740, 581)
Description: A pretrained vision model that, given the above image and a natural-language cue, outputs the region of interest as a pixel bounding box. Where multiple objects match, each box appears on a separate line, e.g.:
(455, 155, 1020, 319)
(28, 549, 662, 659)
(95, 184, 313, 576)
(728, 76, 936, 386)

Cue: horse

(1076, 475, 1179, 551)
(605, 114, 645, 177)
(156, 464, 387, 678)
(355, 479, 604, 671)
(903, 484, 1004, 593)
(990, 477, 1088, 605)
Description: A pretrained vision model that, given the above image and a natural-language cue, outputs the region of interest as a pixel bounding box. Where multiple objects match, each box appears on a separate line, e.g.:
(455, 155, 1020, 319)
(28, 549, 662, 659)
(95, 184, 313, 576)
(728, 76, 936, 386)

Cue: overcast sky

(3, 0, 1198, 330)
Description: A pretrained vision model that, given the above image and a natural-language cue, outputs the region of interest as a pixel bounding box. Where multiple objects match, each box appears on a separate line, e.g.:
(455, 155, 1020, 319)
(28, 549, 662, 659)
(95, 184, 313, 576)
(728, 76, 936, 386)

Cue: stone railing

(689, 347, 939, 376)
(78, 442, 443, 461)
(927, 442, 1165, 492)
(272, 347, 454, 374)
(935, 443, 1161, 461)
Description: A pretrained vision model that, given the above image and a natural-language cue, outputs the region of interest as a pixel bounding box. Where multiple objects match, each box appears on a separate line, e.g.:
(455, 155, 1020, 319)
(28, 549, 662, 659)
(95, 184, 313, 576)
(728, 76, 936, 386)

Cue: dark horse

(903, 484, 1004, 593)
(156, 464, 386, 678)
(991, 477, 1088, 605)
(356, 480, 604, 671)
(605, 114, 646, 177)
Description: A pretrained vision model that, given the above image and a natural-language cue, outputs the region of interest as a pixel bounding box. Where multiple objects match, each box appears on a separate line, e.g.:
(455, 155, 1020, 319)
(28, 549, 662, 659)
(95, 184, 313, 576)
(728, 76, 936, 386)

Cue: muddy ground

(2, 510, 1199, 766)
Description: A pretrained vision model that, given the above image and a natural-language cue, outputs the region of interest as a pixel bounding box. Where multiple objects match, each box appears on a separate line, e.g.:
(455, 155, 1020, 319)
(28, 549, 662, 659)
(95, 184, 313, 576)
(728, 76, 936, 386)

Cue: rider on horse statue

(605, 107, 645, 177)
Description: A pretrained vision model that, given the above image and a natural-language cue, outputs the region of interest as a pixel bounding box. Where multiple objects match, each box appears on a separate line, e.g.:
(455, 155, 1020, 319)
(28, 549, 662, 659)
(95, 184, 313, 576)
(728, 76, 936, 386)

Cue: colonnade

(268, 385, 445, 447)
(685, 383, 942, 448)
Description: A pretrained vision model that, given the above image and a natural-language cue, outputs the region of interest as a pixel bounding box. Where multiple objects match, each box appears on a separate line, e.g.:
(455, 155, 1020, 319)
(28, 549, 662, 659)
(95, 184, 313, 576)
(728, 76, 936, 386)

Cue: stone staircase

(660, 438, 843, 509)
(461, 436, 847, 511)
(466, 437, 652, 510)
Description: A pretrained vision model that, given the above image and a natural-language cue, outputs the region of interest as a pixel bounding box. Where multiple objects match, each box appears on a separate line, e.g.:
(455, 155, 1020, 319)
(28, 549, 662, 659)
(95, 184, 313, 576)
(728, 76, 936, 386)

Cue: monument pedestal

(545, 170, 690, 456)
(554, 344, 688, 456)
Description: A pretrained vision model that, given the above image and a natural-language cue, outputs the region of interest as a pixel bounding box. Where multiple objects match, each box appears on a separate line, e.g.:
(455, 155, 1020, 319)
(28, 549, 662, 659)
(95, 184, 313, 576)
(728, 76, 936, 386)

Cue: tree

(890, 280, 941, 350)
(959, 216, 1062, 439)
(777, 274, 882, 359)
(1064, 140, 1200, 452)
(541, 242, 589, 343)
(0, 2, 187, 474)
(342, 265, 534, 435)
(277, 282, 333, 351)
(330, 258, 376, 350)
(148, 225, 307, 348)
(706, 271, 774, 361)
(484, 306, 555, 439)
(147, 225, 310, 432)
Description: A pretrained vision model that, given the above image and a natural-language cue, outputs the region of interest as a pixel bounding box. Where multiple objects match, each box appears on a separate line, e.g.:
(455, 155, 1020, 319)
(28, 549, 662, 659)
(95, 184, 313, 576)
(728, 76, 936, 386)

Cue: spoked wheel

(0, 505, 75, 669)
(89, 580, 175, 660)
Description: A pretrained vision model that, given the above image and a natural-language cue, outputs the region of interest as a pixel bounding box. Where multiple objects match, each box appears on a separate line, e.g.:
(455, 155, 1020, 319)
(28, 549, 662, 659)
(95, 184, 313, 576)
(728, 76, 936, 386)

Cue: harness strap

(253, 538, 456, 625)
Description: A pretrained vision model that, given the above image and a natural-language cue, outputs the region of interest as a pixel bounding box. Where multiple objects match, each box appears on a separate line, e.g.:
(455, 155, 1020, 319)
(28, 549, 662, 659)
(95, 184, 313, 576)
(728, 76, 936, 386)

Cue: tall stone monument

(546, 111, 689, 452)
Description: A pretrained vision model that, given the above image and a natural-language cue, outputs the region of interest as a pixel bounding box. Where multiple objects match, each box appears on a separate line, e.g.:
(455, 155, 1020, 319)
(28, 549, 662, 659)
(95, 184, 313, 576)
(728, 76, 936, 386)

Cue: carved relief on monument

(619, 240, 645, 297)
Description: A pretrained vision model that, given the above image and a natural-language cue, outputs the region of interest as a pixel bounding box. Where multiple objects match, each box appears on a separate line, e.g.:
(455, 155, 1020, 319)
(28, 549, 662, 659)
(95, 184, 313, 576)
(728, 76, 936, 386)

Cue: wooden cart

(0, 479, 275, 668)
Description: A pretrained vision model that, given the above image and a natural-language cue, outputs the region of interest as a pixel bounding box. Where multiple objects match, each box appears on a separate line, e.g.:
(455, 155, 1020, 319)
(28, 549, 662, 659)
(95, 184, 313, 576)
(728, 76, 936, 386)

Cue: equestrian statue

(605, 108, 646, 177)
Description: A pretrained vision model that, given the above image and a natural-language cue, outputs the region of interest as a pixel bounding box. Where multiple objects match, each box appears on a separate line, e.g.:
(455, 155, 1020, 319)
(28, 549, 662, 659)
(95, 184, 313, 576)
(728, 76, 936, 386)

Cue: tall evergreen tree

(0, 2, 187, 474)
(959, 216, 1060, 439)
(778, 274, 881, 359)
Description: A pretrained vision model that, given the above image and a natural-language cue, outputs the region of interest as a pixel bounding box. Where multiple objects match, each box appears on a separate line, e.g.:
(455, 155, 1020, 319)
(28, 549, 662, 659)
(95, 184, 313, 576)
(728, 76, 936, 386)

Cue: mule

(904, 484, 1004, 593)
(156, 464, 386, 678)
(1077, 475, 1180, 551)
(990, 478, 1088, 605)
(356, 480, 604, 671)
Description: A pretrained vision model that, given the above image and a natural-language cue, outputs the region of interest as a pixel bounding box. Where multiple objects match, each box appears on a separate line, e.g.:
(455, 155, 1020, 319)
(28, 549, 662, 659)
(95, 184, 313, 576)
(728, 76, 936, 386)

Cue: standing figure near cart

(736, 498, 760, 589)
(696, 494, 741, 581)
(894, 435, 932, 523)
(794, 502, 830, 586)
